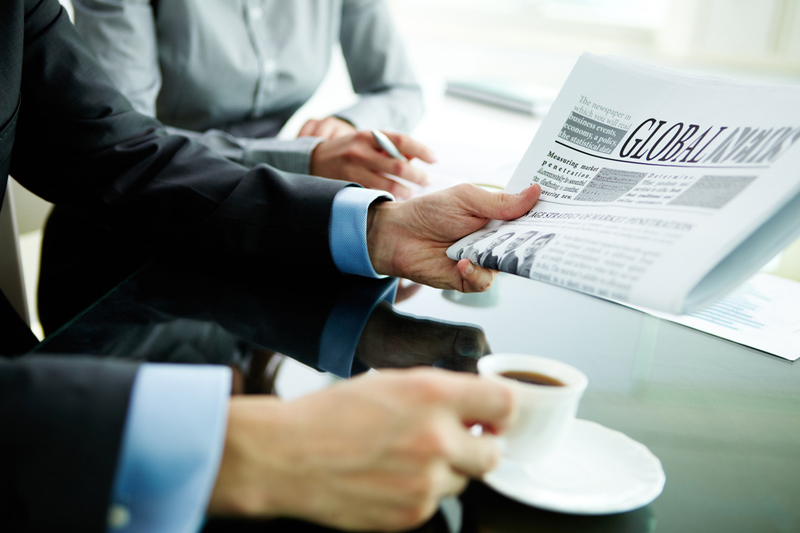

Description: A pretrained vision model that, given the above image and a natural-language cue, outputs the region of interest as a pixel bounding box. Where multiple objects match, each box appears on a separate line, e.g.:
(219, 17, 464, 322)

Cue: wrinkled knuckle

(356, 130, 373, 143)
(420, 425, 450, 457)
(407, 421, 449, 460)
(342, 149, 361, 164)
(502, 193, 520, 209)
(453, 183, 474, 195)
(472, 276, 493, 293)
(412, 375, 449, 403)
(391, 160, 406, 176)
(385, 181, 402, 197)
(390, 135, 406, 151)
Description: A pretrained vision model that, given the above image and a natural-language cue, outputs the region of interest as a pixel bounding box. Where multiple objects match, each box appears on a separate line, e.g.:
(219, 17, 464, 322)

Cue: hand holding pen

(307, 128, 437, 199)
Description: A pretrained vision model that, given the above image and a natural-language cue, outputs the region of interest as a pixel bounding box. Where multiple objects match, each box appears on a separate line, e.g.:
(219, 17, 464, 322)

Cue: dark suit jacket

(0, 0, 350, 529)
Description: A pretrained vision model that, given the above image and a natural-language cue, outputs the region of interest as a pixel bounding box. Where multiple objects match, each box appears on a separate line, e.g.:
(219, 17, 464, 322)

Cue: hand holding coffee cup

(478, 354, 588, 465)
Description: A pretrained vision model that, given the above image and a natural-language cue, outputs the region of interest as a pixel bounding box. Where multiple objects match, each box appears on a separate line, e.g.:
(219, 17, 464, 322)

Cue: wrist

(308, 140, 327, 177)
(208, 396, 292, 518)
(366, 199, 400, 277)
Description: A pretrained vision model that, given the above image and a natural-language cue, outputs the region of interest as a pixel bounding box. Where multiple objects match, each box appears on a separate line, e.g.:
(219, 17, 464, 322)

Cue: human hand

(297, 116, 357, 140)
(207, 368, 516, 531)
(366, 183, 542, 292)
(356, 301, 489, 373)
(310, 130, 436, 199)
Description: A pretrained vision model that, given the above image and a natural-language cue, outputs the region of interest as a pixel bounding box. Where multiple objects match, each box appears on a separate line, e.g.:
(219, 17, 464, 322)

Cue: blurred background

(10, 0, 800, 338)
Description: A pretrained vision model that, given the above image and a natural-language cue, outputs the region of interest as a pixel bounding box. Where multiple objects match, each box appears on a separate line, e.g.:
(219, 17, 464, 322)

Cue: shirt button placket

(246, 0, 275, 114)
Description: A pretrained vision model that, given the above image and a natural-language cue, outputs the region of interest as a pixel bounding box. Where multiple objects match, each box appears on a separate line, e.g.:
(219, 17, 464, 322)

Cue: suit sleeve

(12, 0, 347, 270)
(0, 356, 139, 531)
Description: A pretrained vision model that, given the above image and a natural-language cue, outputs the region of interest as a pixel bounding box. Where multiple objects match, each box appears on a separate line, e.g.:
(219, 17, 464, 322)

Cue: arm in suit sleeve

(12, 0, 347, 271)
(0, 356, 139, 531)
(0, 1, 376, 530)
(0, 356, 231, 533)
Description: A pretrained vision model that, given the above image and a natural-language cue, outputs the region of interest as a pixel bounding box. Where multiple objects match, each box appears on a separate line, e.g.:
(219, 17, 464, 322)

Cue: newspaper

(447, 54, 800, 314)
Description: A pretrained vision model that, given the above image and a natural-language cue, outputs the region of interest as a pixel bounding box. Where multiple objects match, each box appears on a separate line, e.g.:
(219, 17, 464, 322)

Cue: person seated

(3, 2, 543, 531)
(72, 0, 432, 198)
(39, 0, 439, 333)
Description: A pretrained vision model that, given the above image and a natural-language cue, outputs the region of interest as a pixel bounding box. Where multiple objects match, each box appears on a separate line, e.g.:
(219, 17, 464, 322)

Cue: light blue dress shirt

(108, 187, 390, 532)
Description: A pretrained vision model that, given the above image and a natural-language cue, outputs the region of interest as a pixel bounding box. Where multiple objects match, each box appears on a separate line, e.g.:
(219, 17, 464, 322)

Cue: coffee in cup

(478, 353, 588, 465)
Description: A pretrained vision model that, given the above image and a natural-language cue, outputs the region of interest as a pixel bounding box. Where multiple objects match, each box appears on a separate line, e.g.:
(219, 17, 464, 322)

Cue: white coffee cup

(477, 353, 588, 465)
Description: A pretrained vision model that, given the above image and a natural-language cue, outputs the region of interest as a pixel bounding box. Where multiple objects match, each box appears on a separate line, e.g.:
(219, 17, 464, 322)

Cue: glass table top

(33, 255, 800, 533)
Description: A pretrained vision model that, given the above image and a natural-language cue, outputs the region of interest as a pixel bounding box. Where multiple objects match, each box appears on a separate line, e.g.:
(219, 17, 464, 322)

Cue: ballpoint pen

(371, 129, 409, 163)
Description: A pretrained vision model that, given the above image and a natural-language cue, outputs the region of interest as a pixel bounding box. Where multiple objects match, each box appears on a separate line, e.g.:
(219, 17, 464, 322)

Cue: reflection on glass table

(33, 256, 800, 533)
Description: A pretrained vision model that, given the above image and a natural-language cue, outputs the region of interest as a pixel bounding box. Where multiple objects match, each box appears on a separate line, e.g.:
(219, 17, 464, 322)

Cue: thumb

(469, 184, 541, 222)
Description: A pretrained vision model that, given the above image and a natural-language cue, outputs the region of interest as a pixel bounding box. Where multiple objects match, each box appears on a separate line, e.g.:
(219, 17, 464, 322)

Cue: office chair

(0, 182, 31, 327)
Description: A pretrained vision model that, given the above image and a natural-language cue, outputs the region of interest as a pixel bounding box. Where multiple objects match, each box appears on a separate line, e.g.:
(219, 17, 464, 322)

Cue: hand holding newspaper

(447, 54, 800, 314)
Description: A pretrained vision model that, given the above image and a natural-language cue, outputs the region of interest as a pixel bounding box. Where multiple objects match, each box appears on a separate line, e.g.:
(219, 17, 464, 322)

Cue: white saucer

(483, 419, 666, 515)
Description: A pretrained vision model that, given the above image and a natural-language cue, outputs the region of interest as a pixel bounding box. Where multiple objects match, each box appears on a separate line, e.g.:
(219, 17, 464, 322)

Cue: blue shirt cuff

(318, 278, 399, 377)
(107, 364, 232, 533)
(330, 187, 394, 278)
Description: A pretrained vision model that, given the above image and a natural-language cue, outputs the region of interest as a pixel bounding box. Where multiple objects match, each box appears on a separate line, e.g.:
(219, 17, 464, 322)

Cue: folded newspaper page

(447, 54, 800, 314)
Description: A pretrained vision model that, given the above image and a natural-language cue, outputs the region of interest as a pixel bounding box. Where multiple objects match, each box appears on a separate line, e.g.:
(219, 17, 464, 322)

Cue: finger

(463, 183, 542, 222)
(390, 162, 430, 188)
(436, 464, 470, 498)
(449, 432, 503, 478)
(328, 124, 350, 140)
(349, 167, 413, 199)
(316, 122, 340, 141)
(457, 259, 496, 293)
(298, 119, 320, 138)
(432, 370, 517, 435)
(327, 119, 357, 140)
(356, 131, 431, 186)
(362, 150, 431, 187)
(382, 132, 438, 164)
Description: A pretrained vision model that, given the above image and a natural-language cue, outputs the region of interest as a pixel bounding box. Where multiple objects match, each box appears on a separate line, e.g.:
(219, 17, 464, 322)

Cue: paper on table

(626, 273, 800, 361)
(409, 140, 523, 194)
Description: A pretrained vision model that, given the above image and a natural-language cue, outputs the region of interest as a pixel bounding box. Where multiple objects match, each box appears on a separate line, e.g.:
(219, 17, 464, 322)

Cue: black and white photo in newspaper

(448, 54, 800, 313)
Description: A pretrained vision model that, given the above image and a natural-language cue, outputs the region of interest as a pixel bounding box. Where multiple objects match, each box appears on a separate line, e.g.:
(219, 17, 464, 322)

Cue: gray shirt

(72, 0, 424, 174)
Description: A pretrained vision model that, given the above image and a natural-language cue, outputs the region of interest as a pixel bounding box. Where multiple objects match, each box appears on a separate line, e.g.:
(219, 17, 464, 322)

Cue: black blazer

(0, 0, 350, 529)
